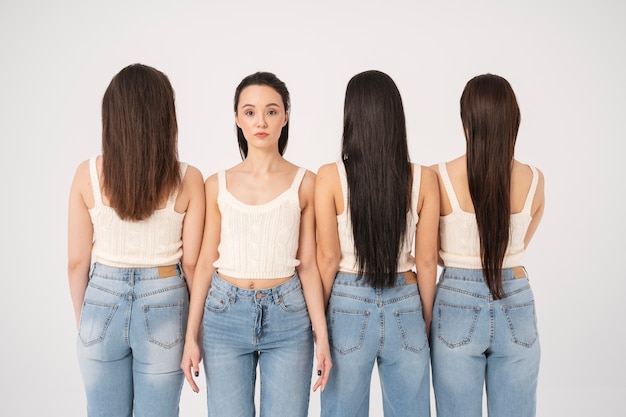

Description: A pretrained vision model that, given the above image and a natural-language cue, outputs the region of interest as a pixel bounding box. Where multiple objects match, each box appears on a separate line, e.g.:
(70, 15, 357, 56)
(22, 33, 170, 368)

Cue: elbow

(317, 249, 341, 273)
(416, 253, 438, 274)
(68, 258, 90, 277)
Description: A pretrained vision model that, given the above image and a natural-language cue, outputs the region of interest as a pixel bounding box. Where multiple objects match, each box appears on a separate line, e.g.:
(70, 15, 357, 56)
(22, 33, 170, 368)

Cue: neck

(242, 148, 285, 173)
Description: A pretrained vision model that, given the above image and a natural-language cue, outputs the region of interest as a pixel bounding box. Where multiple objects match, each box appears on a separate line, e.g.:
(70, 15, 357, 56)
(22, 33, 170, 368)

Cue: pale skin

(67, 156, 206, 328)
(181, 84, 331, 393)
(430, 155, 545, 258)
(315, 163, 440, 336)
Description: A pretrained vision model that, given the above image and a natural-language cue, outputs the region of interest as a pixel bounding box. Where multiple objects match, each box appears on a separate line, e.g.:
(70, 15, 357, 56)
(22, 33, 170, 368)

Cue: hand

(312, 338, 332, 392)
(181, 340, 202, 393)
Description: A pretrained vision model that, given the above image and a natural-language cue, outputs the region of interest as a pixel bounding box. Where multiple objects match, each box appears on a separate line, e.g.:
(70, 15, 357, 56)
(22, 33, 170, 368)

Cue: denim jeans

(321, 272, 431, 417)
(430, 267, 540, 417)
(76, 263, 189, 417)
(202, 273, 314, 417)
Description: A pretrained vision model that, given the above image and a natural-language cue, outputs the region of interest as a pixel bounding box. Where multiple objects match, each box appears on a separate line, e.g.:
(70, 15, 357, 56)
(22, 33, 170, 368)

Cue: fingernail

(195, 371, 199, 377)
(317, 370, 322, 376)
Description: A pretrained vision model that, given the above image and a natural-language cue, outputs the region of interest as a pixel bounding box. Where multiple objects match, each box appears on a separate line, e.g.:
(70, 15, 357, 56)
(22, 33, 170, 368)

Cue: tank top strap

(289, 167, 307, 194)
(411, 163, 421, 214)
(438, 162, 461, 211)
(522, 165, 539, 214)
(89, 156, 103, 208)
(336, 161, 349, 211)
(165, 162, 188, 208)
(217, 170, 227, 196)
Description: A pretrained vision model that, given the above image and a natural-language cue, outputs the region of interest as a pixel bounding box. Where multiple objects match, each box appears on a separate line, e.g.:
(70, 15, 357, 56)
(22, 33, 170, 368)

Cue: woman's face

(235, 84, 288, 154)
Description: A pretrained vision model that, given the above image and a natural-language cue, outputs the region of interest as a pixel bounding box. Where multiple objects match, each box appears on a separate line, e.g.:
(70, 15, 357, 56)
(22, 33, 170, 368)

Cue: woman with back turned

(68, 63, 205, 416)
(316, 70, 439, 417)
(430, 73, 545, 417)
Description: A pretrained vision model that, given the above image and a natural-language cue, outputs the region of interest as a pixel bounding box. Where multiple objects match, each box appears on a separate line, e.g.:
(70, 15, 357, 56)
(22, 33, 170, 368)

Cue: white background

(1, 0, 624, 415)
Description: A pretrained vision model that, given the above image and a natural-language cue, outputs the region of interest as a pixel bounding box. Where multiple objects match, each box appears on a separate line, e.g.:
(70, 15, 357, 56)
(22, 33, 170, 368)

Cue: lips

(255, 132, 268, 138)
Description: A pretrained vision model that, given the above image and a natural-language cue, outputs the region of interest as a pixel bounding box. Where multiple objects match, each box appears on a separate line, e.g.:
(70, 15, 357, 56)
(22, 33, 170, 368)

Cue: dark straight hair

(233, 72, 290, 159)
(342, 70, 412, 288)
(461, 73, 520, 299)
(101, 63, 180, 221)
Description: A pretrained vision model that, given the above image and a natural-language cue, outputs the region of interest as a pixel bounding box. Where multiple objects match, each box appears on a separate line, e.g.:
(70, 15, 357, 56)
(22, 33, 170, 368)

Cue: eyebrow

(240, 102, 282, 109)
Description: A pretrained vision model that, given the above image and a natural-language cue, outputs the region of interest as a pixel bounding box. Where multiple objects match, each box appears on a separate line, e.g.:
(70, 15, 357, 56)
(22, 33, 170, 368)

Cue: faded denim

(431, 267, 540, 417)
(77, 263, 188, 417)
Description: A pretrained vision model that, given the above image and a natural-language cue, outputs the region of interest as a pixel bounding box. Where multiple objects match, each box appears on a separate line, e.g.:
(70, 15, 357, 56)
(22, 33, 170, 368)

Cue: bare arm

(179, 166, 206, 291)
(181, 174, 221, 393)
(67, 161, 94, 329)
(414, 166, 440, 336)
(524, 168, 545, 248)
(297, 170, 332, 392)
(314, 164, 342, 307)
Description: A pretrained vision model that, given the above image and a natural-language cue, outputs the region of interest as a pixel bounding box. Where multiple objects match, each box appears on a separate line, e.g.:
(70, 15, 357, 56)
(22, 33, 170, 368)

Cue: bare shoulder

(205, 172, 219, 189)
(300, 169, 316, 192)
(427, 162, 440, 174)
(183, 164, 203, 183)
(73, 159, 90, 178)
(418, 165, 440, 206)
(70, 159, 92, 194)
(420, 164, 438, 183)
(317, 162, 339, 176)
(180, 165, 205, 197)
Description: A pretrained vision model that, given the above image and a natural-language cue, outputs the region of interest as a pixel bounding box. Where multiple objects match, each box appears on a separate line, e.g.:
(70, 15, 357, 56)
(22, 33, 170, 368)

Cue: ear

(235, 111, 241, 128)
(283, 110, 289, 127)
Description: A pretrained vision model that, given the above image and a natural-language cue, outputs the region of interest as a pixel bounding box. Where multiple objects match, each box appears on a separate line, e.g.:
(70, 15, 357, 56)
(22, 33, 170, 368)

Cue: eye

(267, 109, 277, 116)
(244, 110, 254, 116)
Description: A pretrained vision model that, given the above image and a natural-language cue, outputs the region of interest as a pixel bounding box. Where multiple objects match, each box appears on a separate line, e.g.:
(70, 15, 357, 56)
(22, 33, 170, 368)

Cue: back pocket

(330, 309, 370, 355)
(143, 301, 184, 349)
(78, 301, 119, 346)
(436, 301, 481, 348)
(394, 308, 428, 354)
(502, 301, 538, 347)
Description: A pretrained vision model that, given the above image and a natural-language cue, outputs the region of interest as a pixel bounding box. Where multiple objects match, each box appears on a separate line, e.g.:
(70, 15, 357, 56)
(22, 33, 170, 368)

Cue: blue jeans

(321, 272, 431, 417)
(76, 263, 189, 417)
(430, 267, 540, 417)
(202, 273, 314, 417)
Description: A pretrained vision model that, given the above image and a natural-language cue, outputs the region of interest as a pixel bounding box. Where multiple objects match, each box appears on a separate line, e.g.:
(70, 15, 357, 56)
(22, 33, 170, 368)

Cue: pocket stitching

(436, 301, 481, 349)
(330, 308, 370, 355)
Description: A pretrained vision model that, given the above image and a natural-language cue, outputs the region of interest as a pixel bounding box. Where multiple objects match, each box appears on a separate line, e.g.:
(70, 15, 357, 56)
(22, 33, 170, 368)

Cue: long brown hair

(342, 70, 411, 288)
(460, 74, 520, 299)
(101, 63, 181, 221)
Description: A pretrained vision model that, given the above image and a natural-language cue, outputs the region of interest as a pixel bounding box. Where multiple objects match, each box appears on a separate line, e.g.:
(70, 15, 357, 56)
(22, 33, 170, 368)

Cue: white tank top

(88, 156, 187, 268)
(336, 161, 420, 274)
(212, 167, 306, 279)
(438, 162, 539, 269)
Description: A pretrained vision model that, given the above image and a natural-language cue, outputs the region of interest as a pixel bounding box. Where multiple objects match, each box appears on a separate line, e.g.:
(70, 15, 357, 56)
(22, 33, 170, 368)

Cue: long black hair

(342, 70, 412, 288)
(233, 71, 290, 159)
(461, 74, 520, 299)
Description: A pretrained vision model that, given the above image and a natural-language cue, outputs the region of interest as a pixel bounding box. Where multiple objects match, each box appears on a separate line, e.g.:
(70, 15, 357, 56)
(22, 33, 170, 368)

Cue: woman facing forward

(315, 70, 439, 417)
(181, 71, 331, 416)
(430, 74, 545, 417)
(68, 63, 206, 417)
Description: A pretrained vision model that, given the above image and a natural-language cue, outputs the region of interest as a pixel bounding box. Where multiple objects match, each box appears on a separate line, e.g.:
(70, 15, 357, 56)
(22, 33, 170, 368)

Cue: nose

(256, 113, 267, 128)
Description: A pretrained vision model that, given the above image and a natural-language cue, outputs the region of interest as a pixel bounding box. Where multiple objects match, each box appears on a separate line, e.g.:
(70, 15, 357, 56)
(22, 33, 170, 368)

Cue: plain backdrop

(1, 0, 624, 415)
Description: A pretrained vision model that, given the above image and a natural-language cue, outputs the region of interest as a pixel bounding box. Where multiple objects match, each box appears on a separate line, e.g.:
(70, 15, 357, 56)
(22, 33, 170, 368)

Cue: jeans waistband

(91, 263, 181, 280)
(334, 270, 417, 287)
(441, 266, 527, 282)
(211, 272, 301, 302)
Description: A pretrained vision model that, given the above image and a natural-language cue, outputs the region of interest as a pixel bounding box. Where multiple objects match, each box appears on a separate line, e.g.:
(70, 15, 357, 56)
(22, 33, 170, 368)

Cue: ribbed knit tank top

(213, 167, 306, 279)
(438, 162, 539, 269)
(88, 156, 188, 268)
(336, 161, 421, 274)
